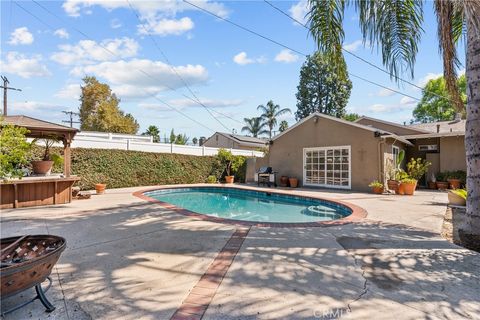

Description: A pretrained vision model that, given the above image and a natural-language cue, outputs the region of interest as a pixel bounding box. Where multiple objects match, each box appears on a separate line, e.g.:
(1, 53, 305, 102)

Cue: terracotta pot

(372, 186, 383, 194)
(288, 178, 298, 188)
(31, 160, 54, 175)
(95, 183, 106, 194)
(428, 181, 437, 189)
(436, 181, 449, 190)
(403, 181, 417, 195)
(387, 180, 399, 193)
(397, 182, 405, 195)
(279, 176, 289, 187)
(225, 176, 234, 184)
(447, 179, 461, 190)
(448, 191, 466, 206)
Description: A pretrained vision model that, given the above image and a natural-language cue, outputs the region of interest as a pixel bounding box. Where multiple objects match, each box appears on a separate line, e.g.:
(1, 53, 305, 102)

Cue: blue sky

(0, 0, 466, 140)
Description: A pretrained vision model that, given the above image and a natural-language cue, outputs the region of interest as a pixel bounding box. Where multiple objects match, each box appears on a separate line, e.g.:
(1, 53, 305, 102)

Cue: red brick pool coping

(132, 184, 367, 227)
(170, 226, 250, 320)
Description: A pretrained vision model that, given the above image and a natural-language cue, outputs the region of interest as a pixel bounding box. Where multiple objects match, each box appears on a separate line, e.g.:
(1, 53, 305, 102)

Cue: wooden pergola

(1, 115, 80, 208)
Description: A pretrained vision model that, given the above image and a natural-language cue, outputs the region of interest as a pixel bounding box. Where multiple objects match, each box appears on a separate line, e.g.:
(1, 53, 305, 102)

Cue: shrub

(31, 147, 246, 190)
(368, 180, 383, 188)
(206, 175, 217, 183)
(217, 148, 246, 178)
(406, 157, 431, 180)
(0, 124, 32, 179)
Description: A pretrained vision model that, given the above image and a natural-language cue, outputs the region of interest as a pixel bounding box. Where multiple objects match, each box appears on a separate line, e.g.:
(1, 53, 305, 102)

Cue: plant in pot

(447, 170, 465, 189)
(448, 188, 467, 206)
(368, 180, 384, 194)
(400, 178, 417, 195)
(95, 183, 107, 194)
(395, 170, 409, 195)
(31, 137, 63, 175)
(385, 159, 399, 192)
(435, 172, 449, 190)
(428, 172, 437, 189)
(217, 149, 243, 184)
(406, 157, 431, 189)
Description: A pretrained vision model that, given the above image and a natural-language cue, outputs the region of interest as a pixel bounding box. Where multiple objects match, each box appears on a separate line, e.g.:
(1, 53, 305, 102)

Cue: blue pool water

(144, 187, 351, 223)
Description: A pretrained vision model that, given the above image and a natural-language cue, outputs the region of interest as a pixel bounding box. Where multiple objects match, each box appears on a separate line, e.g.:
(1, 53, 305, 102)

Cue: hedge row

(32, 147, 246, 190)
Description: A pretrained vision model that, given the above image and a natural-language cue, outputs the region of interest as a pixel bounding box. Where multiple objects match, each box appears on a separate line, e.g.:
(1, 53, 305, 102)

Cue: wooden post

(63, 135, 72, 177)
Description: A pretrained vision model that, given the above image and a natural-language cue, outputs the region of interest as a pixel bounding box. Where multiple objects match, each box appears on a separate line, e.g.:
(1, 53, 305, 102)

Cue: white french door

(303, 146, 351, 189)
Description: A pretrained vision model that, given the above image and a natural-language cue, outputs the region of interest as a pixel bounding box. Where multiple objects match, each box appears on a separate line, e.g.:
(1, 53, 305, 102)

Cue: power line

(262, 0, 461, 105)
(126, 0, 240, 129)
(184, 0, 421, 102)
(62, 111, 80, 127)
(1, 76, 22, 116)
(23, 0, 217, 133)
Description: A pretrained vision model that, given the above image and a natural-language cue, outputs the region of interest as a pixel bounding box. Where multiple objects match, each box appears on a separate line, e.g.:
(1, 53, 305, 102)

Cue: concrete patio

(1, 185, 479, 320)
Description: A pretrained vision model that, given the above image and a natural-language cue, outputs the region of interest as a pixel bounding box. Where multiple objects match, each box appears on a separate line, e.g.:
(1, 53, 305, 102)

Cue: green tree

(413, 75, 466, 123)
(79, 76, 139, 134)
(241, 117, 268, 137)
(295, 52, 352, 120)
(279, 120, 289, 132)
(143, 125, 160, 143)
(257, 100, 291, 139)
(169, 129, 176, 144)
(192, 137, 198, 145)
(0, 124, 31, 179)
(342, 113, 360, 122)
(308, 0, 480, 247)
(175, 133, 189, 145)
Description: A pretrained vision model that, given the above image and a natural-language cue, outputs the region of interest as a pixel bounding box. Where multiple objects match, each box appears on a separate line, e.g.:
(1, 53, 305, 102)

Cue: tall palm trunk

(458, 18, 480, 249)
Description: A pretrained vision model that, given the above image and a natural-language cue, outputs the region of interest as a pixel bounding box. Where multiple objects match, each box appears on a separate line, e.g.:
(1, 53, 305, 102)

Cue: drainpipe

(378, 138, 386, 183)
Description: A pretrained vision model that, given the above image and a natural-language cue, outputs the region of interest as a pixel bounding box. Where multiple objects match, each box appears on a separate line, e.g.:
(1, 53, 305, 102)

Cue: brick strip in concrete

(170, 227, 251, 320)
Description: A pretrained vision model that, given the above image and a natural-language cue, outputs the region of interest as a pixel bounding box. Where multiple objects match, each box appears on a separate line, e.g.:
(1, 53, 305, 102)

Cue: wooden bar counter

(1, 175, 80, 209)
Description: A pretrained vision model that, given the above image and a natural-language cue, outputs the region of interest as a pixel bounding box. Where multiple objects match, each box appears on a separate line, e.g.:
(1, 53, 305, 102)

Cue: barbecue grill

(257, 166, 277, 187)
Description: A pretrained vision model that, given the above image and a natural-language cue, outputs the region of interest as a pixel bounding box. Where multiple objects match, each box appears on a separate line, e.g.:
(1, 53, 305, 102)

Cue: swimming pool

(143, 187, 353, 224)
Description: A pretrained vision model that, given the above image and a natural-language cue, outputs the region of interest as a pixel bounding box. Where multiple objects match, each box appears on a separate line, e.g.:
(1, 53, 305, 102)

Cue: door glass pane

(304, 147, 349, 187)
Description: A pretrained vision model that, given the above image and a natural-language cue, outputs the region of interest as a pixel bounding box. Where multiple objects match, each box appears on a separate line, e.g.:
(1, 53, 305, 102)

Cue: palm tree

(143, 125, 160, 143)
(279, 120, 289, 132)
(257, 100, 291, 139)
(241, 117, 268, 137)
(308, 0, 480, 247)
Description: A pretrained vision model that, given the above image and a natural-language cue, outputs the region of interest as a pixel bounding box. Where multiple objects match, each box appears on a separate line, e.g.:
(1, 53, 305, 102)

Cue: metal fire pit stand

(1, 276, 55, 316)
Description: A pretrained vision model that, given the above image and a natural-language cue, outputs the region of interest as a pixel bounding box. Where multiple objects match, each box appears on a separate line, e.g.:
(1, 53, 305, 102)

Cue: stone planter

(95, 183, 106, 194)
(448, 191, 466, 206)
(279, 176, 289, 187)
(288, 178, 298, 188)
(225, 176, 234, 184)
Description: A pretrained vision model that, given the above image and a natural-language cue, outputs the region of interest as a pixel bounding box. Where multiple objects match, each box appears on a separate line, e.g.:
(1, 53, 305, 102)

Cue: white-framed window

(303, 146, 351, 189)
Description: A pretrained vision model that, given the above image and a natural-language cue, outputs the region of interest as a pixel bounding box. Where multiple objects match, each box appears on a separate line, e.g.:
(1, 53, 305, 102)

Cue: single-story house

(253, 113, 466, 191)
(203, 132, 268, 151)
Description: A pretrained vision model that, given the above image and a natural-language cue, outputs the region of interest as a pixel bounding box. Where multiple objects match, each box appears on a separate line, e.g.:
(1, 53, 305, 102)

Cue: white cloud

(138, 17, 194, 36)
(417, 72, 443, 88)
(110, 18, 122, 29)
(0, 52, 51, 78)
(54, 28, 70, 39)
(343, 40, 364, 52)
(376, 88, 396, 97)
(233, 52, 265, 65)
(168, 98, 244, 109)
(70, 59, 209, 98)
(10, 101, 65, 112)
(289, 0, 309, 26)
(51, 37, 139, 65)
(8, 27, 34, 45)
(368, 96, 417, 113)
(55, 84, 81, 100)
(274, 49, 299, 63)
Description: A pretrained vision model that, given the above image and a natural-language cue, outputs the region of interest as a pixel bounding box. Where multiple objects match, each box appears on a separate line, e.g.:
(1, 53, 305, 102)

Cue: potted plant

(447, 170, 465, 189)
(436, 172, 449, 190)
(448, 188, 467, 206)
(385, 159, 399, 192)
(280, 176, 289, 187)
(288, 177, 298, 188)
(217, 149, 243, 184)
(368, 180, 384, 194)
(31, 137, 63, 175)
(95, 183, 107, 194)
(401, 178, 417, 195)
(395, 170, 409, 195)
(428, 172, 437, 189)
(406, 157, 431, 189)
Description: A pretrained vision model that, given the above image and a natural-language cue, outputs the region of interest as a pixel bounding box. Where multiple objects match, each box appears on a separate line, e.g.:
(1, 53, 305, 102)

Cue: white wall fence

(67, 132, 264, 157)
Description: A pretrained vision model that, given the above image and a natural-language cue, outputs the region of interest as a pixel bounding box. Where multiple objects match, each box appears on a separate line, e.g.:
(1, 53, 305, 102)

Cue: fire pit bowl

(1, 235, 66, 315)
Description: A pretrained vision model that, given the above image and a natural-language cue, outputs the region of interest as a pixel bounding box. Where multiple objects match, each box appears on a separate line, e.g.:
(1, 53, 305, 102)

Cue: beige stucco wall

(268, 116, 383, 191)
(440, 136, 466, 172)
(356, 118, 424, 135)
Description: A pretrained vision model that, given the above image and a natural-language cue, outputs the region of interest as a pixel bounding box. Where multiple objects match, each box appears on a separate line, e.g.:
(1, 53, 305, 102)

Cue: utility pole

(0, 76, 22, 116)
(62, 111, 80, 128)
